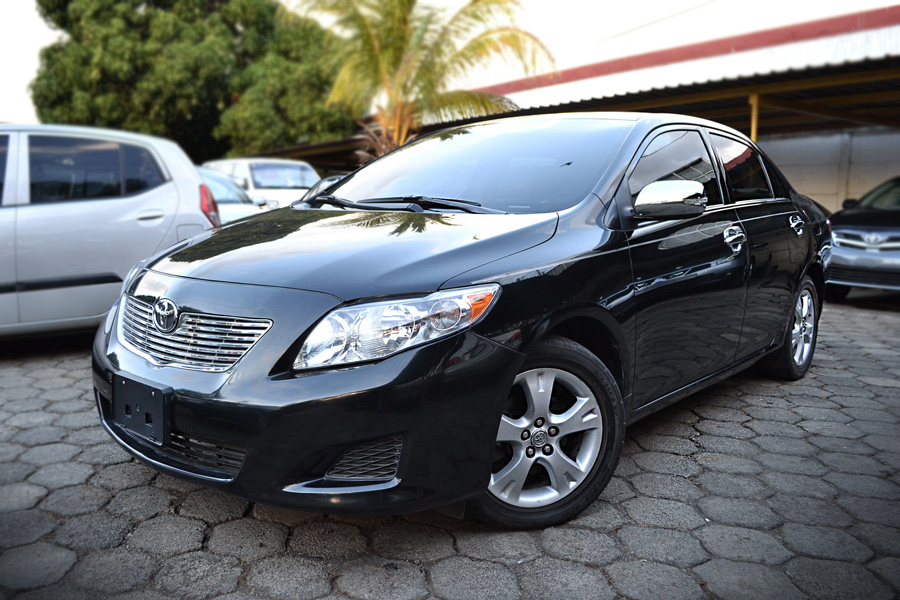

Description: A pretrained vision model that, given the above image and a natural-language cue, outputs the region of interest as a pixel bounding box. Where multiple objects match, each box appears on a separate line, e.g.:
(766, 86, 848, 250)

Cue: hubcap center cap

(531, 429, 548, 447)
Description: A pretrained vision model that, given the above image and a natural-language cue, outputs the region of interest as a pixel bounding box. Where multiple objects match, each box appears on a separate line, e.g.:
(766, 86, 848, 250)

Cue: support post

(749, 94, 759, 142)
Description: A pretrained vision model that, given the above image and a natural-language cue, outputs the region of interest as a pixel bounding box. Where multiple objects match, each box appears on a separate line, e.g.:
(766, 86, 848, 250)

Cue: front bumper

(93, 271, 524, 514)
(827, 242, 900, 291)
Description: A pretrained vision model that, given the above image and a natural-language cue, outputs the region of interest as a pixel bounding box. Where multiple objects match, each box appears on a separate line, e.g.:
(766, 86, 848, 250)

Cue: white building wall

(758, 129, 900, 213)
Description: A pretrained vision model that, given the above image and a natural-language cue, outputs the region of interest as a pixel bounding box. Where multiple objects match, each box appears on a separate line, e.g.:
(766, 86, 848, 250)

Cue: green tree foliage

(32, 0, 354, 161)
(302, 0, 553, 153)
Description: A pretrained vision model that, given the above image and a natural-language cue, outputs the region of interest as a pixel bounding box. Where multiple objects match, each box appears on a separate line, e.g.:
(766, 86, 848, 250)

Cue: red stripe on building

(478, 5, 900, 95)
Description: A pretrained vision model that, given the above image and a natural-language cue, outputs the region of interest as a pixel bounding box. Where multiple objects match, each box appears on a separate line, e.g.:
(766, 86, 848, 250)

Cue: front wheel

(760, 277, 820, 380)
(467, 336, 624, 529)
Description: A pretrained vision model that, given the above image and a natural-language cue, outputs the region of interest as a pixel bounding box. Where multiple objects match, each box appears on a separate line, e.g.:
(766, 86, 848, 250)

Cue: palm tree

(297, 0, 553, 154)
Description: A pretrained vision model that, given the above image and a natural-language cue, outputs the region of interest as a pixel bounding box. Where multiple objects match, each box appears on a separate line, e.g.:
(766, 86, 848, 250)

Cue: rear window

(250, 163, 319, 190)
(29, 136, 165, 204)
(333, 117, 634, 214)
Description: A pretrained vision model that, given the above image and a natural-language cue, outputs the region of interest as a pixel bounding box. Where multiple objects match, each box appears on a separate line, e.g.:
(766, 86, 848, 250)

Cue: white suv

(203, 157, 319, 208)
(0, 125, 220, 337)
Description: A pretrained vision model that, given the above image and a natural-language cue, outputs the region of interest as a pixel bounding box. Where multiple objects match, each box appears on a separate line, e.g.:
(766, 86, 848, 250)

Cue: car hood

(151, 208, 558, 300)
(830, 208, 900, 229)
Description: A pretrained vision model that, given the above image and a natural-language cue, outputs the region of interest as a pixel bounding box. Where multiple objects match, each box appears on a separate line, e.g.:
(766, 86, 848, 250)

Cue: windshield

(332, 117, 634, 214)
(251, 162, 319, 190)
(201, 171, 253, 204)
(858, 178, 900, 209)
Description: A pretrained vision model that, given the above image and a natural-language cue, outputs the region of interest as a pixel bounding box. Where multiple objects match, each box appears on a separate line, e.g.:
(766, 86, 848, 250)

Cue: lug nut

(526, 447, 536, 458)
(542, 445, 553, 455)
(521, 430, 530, 441)
(534, 417, 545, 427)
(548, 426, 559, 437)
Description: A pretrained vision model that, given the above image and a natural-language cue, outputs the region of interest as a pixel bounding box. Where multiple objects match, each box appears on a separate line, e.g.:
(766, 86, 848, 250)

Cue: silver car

(0, 125, 219, 336)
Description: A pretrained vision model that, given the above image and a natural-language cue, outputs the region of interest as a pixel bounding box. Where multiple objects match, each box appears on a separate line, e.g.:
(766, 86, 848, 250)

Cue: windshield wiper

(359, 196, 506, 214)
(292, 194, 409, 211)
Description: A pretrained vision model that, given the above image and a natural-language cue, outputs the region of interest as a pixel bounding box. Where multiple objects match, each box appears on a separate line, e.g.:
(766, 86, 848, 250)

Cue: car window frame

(704, 128, 776, 206)
(611, 124, 729, 230)
(0, 131, 20, 208)
(23, 132, 171, 206)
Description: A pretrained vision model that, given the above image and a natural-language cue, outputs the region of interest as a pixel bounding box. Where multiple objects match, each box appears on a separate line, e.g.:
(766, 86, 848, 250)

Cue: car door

(0, 132, 17, 326)
(624, 128, 749, 407)
(15, 133, 179, 325)
(708, 132, 806, 361)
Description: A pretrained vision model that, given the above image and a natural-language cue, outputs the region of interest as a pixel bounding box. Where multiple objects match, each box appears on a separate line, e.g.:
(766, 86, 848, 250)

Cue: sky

(1, 0, 897, 124)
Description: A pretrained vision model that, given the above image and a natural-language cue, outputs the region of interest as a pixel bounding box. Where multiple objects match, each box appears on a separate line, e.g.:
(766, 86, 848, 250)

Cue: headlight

(294, 284, 501, 370)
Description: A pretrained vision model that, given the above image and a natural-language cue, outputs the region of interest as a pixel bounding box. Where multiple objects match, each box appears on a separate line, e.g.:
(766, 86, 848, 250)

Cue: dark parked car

(826, 176, 900, 301)
(93, 113, 829, 528)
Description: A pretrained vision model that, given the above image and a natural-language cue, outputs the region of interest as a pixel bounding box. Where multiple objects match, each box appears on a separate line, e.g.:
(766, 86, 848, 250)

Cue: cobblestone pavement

(0, 295, 898, 600)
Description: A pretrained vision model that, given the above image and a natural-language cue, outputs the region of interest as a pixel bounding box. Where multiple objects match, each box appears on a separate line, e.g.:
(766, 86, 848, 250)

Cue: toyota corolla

(93, 113, 829, 528)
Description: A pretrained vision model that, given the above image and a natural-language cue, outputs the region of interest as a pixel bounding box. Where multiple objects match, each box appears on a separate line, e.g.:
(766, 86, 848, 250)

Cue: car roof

(0, 123, 177, 146)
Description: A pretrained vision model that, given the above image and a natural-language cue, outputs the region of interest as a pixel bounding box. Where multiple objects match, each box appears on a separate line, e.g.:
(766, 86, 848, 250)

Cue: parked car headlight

(294, 284, 501, 370)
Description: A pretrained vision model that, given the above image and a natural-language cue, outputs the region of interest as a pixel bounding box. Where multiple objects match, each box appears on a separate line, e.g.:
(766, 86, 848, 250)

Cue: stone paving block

(248, 555, 332, 600)
(153, 474, 203, 493)
(865, 434, 900, 454)
(631, 452, 701, 476)
(743, 406, 801, 423)
(606, 561, 704, 600)
(54, 511, 131, 551)
(515, 556, 616, 600)
(108, 486, 174, 520)
(598, 476, 635, 502)
(567, 501, 628, 531)
(843, 407, 899, 423)
(761, 472, 837, 499)
(629, 473, 703, 501)
(0, 482, 47, 512)
(838, 496, 900, 527)
(371, 522, 456, 563)
(64, 427, 110, 446)
(751, 436, 818, 457)
(27, 461, 95, 489)
(825, 472, 900, 499)
(430, 556, 520, 600)
(868, 557, 900, 592)
(623, 497, 706, 531)
(11, 426, 66, 446)
(785, 557, 893, 600)
(697, 472, 772, 498)
(810, 435, 877, 455)
(745, 420, 806, 438)
(754, 453, 829, 476)
(16, 584, 94, 600)
(290, 520, 367, 560)
(0, 542, 76, 590)
(76, 442, 132, 465)
(336, 557, 427, 600)
(634, 434, 697, 455)
(693, 559, 805, 600)
(40, 484, 110, 516)
(782, 523, 874, 562)
(0, 509, 57, 549)
(539, 527, 620, 566)
(617, 524, 708, 567)
(155, 551, 243, 599)
(7, 412, 56, 428)
(454, 526, 541, 565)
(208, 518, 287, 560)
(128, 514, 205, 555)
(91, 462, 155, 491)
(694, 524, 793, 565)
(0, 462, 34, 485)
(178, 488, 248, 524)
(849, 523, 900, 556)
(252, 503, 321, 527)
(694, 420, 755, 440)
(19, 443, 80, 465)
(799, 420, 865, 438)
(855, 420, 900, 436)
(67, 547, 156, 594)
(767, 495, 853, 527)
(694, 453, 762, 474)
(697, 496, 782, 529)
(819, 452, 894, 476)
(695, 435, 757, 456)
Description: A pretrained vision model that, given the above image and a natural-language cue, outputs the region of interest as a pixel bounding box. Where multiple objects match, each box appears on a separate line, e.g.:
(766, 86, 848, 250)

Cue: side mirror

(250, 195, 267, 207)
(842, 198, 859, 210)
(633, 180, 708, 220)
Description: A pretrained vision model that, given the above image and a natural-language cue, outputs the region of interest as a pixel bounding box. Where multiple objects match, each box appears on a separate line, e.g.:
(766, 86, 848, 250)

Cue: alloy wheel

(791, 289, 816, 366)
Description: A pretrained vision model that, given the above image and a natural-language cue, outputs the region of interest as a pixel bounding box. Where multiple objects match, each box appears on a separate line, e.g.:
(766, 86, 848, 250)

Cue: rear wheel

(467, 336, 624, 529)
(760, 277, 819, 380)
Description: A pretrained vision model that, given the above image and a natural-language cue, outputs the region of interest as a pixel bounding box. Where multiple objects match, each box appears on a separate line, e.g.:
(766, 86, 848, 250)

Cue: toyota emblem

(153, 298, 179, 333)
(864, 233, 885, 245)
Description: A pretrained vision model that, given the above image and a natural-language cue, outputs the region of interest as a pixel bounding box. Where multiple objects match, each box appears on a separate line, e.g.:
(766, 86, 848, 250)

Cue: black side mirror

(633, 180, 708, 220)
(842, 199, 859, 210)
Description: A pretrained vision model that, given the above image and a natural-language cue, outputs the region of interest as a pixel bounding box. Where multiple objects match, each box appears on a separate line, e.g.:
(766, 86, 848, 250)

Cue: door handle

(723, 225, 746, 255)
(789, 215, 805, 237)
(137, 210, 165, 221)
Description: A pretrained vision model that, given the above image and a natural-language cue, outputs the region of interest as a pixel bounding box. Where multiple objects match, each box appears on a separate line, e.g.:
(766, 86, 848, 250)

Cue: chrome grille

(120, 296, 272, 372)
(326, 436, 403, 482)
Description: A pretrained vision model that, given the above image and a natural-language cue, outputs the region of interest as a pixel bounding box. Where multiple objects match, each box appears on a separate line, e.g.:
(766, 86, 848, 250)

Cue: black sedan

(93, 113, 829, 529)
(826, 176, 900, 301)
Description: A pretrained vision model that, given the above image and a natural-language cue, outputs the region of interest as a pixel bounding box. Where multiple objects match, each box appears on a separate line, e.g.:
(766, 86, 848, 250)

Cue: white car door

(15, 133, 181, 325)
(0, 133, 17, 326)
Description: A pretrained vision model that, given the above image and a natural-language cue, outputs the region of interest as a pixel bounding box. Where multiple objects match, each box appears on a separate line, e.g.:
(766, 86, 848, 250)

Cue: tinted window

(711, 134, 772, 201)
(334, 117, 634, 214)
(0, 136, 7, 202)
(124, 144, 164, 194)
(29, 136, 122, 204)
(859, 179, 900, 209)
(629, 130, 722, 205)
(250, 163, 319, 189)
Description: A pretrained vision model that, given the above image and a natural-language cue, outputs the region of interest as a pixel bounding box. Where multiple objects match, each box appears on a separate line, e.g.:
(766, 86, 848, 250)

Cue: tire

(759, 277, 820, 381)
(467, 336, 625, 529)
(825, 283, 850, 303)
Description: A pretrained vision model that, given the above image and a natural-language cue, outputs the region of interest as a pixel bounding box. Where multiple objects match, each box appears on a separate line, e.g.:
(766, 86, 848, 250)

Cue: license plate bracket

(112, 375, 171, 446)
